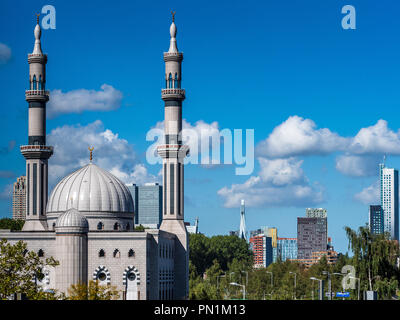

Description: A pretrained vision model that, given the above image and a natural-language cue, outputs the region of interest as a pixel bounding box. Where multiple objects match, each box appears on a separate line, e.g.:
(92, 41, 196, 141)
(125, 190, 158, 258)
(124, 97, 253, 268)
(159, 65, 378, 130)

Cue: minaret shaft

(158, 16, 189, 300)
(21, 20, 53, 231)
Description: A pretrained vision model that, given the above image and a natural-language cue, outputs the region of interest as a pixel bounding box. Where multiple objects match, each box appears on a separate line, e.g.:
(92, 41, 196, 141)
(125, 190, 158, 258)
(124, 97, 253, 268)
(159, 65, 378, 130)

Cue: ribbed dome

(55, 208, 89, 229)
(47, 163, 134, 213)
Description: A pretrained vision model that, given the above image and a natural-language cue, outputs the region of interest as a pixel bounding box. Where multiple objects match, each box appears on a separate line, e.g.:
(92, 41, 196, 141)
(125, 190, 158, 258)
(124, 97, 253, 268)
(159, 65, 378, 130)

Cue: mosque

(0, 13, 189, 300)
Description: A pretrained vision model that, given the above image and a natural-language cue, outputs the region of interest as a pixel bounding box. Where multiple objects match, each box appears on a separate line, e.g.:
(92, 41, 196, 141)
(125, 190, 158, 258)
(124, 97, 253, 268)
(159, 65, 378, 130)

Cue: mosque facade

(0, 14, 189, 300)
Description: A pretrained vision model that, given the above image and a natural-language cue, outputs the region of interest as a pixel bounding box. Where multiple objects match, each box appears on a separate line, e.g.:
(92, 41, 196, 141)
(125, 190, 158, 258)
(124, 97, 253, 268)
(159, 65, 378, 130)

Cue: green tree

(0, 239, 59, 300)
(0, 218, 24, 231)
(67, 280, 120, 300)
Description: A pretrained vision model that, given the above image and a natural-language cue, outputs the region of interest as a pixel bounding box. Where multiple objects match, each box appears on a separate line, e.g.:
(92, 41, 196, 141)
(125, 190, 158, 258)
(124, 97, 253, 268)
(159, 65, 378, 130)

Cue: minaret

(157, 12, 189, 300)
(239, 200, 247, 240)
(21, 15, 53, 231)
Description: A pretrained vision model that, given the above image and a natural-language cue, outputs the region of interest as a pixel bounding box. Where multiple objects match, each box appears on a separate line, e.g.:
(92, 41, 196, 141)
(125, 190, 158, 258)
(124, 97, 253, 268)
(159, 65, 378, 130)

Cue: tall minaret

(158, 12, 189, 300)
(21, 15, 53, 231)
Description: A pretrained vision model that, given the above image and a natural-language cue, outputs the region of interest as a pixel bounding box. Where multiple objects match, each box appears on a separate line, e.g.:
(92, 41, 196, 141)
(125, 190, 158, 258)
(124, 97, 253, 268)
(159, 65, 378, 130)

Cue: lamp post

(241, 271, 248, 286)
(350, 276, 360, 300)
(310, 277, 323, 300)
(289, 272, 297, 300)
(322, 271, 332, 300)
(266, 271, 273, 299)
(230, 282, 246, 300)
(217, 274, 226, 289)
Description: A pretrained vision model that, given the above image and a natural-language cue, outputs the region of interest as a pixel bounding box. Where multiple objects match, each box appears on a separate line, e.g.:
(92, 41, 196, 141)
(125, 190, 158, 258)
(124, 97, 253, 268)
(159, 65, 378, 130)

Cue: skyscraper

(306, 208, 327, 218)
(380, 162, 399, 240)
(12, 176, 26, 220)
(249, 234, 273, 268)
(239, 199, 247, 240)
(369, 205, 384, 235)
(297, 216, 327, 260)
(137, 183, 163, 228)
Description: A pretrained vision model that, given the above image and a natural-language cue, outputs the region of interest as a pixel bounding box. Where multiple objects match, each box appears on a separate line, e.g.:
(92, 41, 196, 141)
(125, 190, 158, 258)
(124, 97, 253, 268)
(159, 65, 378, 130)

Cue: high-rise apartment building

(297, 216, 327, 260)
(12, 176, 26, 220)
(380, 162, 399, 240)
(369, 205, 384, 235)
(277, 237, 298, 262)
(249, 234, 273, 268)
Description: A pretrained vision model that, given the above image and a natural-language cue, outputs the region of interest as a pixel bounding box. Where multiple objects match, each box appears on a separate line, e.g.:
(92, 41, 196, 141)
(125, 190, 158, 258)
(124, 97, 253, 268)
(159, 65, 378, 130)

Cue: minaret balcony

(28, 53, 47, 63)
(161, 88, 185, 100)
(20, 145, 53, 160)
(25, 90, 50, 102)
(163, 52, 183, 62)
(157, 144, 189, 159)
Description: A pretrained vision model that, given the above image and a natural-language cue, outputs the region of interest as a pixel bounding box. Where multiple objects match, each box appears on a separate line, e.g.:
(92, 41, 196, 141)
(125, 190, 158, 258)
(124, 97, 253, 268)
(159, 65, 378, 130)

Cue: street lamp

(230, 282, 246, 300)
(333, 273, 346, 300)
(349, 276, 360, 300)
(322, 271, 332, 300)
(217, 274, 226, 289)
(289, 272, 297, 300)
(241, 271, 248, 286)
(266, 271, 273, 299)
(310, 277, 323, 300)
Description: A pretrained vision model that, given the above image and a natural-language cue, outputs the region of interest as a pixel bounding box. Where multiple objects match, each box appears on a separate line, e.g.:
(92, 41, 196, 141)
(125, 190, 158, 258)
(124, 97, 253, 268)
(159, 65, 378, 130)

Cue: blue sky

(1, 0, 400, 254)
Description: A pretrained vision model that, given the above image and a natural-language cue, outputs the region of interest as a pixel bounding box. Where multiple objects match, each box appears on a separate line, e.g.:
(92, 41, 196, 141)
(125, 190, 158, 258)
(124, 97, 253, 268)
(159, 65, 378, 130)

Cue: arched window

(32, 75, 37, 90)
(38, 75, 42, 90)
(126, 223, 130, 231)
(128, 249, 135, 258)
(99, 249, 105, 258)
(113, 249, 120, 258)
(97, 222, 104, 230)
(168, 73, 172, 88)
(52, 222, 56, 230)
(38, 249, 44, 257)
(174, 73, 178, 88)
(113, 222, 120, 231)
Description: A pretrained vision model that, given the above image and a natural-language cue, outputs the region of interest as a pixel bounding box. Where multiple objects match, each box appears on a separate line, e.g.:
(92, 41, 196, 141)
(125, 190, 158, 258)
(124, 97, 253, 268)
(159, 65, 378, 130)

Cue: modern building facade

(306, 208, 327, 219)
(297, 216, 327, 260)
(277, 237, 298, 262)
(380, 162, 399, 240)
(369, 205, 384, 235)
(0, 14, 189, 300)
(127, 183, 163, 229)
(185, 217, 199, 234)
(12, 176, 27, 220)
(249, 234, 273, 268)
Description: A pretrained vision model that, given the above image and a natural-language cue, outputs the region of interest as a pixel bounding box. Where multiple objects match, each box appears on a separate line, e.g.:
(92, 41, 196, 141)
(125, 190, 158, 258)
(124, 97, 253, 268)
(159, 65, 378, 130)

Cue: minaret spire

(21, 19, 53, 231)
(158, 13, 189, 300)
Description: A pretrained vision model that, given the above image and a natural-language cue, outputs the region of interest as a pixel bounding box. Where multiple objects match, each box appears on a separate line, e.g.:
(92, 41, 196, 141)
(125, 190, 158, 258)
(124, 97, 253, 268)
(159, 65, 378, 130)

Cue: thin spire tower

(239, 199, 246, 240)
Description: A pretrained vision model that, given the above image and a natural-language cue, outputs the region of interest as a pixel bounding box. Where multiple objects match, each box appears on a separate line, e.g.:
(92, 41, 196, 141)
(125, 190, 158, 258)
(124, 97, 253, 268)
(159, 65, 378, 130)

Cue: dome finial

(88, 146, 94, 162)
(168, 11, 178, 53)
(36, 13, 40, 25)
(171, 10, 176, 22)
(32, 14, 43, 54)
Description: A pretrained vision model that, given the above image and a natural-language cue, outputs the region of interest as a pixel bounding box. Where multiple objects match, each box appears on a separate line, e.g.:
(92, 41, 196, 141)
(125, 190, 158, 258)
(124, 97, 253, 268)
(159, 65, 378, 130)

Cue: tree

(0, 239, 59, 300)
(345, 225, 400, 294)
(0, 218, 24, 231)
(67, 280, 120, 300)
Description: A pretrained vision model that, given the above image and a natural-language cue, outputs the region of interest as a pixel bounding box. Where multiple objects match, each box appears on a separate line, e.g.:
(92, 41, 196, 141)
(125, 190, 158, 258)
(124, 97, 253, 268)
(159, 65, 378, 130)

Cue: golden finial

(171, 10, 176, 22)
(88, 147, 94, 162)
(36, 13, 40, 25)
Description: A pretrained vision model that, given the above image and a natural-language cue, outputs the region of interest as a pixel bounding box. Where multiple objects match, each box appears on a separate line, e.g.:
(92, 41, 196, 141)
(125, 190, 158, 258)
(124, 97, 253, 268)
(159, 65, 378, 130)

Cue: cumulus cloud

(217, 157, 324, 208)
(0, 43, 11, 64)
(256, 116, 349, 158)
(354, 181, 380, 205)
(335, 154, 381, 177)
(47, 84, 123, 118)
(47, 120, 158, 188)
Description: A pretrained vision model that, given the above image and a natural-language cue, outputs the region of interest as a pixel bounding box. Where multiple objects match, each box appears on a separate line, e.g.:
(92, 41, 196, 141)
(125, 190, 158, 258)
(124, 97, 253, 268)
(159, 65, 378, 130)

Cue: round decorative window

(98, 272, 107, 281)
(127, 272, 136, 281)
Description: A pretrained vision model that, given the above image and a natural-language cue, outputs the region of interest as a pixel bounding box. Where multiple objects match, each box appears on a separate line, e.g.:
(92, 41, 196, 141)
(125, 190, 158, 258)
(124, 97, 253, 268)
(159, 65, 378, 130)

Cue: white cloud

(349, 120, 400, 155)
(47, 120, 157, 188)
(47, 84, 123, 118)
(256, 116, 349, 158)
(354, 181, 380, 205)
(335, 154, 380, 177)
(0, 43, 11, 64)
(217, 157, 324, 208)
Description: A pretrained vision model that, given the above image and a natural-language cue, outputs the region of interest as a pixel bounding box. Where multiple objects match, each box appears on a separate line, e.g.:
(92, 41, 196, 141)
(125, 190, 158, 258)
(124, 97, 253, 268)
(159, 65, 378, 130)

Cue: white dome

(47, 163, 134, 213)
(55, 208, 89, 229)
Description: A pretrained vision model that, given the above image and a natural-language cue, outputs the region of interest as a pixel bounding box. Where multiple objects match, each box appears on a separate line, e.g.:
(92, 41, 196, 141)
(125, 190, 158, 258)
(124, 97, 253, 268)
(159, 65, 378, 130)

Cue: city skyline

(2, 0, 400, 254)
